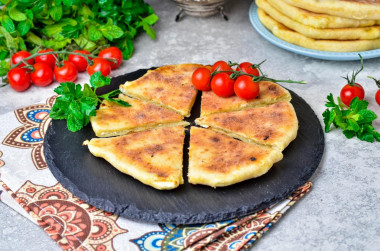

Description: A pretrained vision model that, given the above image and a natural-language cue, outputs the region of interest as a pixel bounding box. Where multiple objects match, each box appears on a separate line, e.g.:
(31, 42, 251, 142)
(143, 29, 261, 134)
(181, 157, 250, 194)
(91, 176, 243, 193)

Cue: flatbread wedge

(120, 64, 204, 117)
(258, 8, 380, 52)
(257, 0, 380, 40)
(188, 127, 283, 187)
(83, 126, 186, 190)
(201, 81, 291, 116)
(90, 94, 188, 137)
(196, 101, 298, 151)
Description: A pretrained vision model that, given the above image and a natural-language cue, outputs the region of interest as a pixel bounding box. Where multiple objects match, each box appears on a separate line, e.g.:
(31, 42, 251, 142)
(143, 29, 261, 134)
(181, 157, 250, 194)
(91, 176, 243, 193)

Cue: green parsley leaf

(50, 74, 131, 132)
(9, 7, 27, 22)
(1, 15, 16, 33)
(89, 71, 111, 90)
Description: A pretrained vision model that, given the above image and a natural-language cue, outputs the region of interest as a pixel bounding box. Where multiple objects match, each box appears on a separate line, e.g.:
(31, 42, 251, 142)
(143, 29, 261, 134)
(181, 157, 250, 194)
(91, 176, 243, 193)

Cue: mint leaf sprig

(50, 71, 130, 132)
(322, 93, 380, 143)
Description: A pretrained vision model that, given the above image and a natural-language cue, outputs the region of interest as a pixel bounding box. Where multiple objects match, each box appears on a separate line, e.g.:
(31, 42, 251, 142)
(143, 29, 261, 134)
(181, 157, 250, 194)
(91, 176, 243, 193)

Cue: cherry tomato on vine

(99, 47, 123, 70)
(87, 58, 112, 76)
(8, 68, 31, 92)
(340, 83, 365, 106)
(234, 75, 260, 100)
(211, 73, 235, 97)
(30, 63, 54, 87)
(192, 67, 212, 91)
(237, 62, 260, 77)
(211, 61, 233, 75)
(54, 61, 78, 83)
(35, 49, 57, 69)
(68, 50, 91, 72)
(11, 51, 34, 68)
(376, 90, 380, 106)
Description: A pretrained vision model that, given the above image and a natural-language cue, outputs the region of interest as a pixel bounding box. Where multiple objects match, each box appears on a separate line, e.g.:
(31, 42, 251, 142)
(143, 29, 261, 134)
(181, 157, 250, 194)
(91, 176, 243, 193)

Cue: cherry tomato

(237, 62, 260, 77)
(11, 51, 34, 68)
(211, 61, 233, 75)
(234, 75, 260, 100)
(211, 73, 235, 97)
(35, 49, 57, 68)
(98, 47, 123, 70)
(87, 58, 111, 76)
(340, 83, 365, 106)
(376, 90, 380, 106)
(68, 50, 91, 72)
(8, 68, 31, 92)
(192, 68, 212, 91)
(54, 61, 78, 83)
(30, 63, 54, 87)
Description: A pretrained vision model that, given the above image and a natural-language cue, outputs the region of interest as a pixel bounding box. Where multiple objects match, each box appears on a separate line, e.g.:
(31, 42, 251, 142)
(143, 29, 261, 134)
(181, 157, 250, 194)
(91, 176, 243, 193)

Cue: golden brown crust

(188, 127, 283, 187)
(85, 126, 186, 190)
(90, 95, 186, 137)
(201, 81, 291, 116)
(120, 64, 204, 117)
(196, 101, 298, 151)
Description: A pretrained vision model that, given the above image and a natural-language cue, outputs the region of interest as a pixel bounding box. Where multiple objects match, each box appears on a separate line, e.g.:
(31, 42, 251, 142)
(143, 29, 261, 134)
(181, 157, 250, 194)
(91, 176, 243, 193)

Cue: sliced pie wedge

(196, 101, 298, 151)
(83, 126, 186, 190)
(120, 64, 204, 117)
(188, 127, 283, 187)
(200, 81, 291, 116)
(90, 94, 188, 137)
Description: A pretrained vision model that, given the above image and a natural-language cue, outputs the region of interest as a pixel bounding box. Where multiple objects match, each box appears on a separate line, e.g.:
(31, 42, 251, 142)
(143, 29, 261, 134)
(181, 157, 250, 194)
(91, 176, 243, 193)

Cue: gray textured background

(1, 0, 380, 250)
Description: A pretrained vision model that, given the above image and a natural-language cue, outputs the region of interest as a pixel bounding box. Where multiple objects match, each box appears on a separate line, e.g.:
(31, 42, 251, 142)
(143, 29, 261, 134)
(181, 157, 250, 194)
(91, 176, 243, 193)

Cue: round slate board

(44, 68, 324, 224)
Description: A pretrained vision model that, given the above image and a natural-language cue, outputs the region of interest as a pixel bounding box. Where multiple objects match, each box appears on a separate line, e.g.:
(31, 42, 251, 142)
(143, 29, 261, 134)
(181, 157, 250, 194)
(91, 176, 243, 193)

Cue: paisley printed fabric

(0, 96, 312, 251)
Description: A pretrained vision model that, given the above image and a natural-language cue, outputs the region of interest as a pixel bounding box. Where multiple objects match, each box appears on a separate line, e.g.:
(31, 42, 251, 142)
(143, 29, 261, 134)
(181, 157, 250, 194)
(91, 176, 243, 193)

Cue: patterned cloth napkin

(0, 96, 312, 251)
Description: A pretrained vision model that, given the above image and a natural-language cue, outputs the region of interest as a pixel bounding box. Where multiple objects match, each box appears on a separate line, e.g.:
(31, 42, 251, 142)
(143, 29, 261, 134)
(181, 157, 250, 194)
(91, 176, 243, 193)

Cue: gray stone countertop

(1, 0, 380, 250)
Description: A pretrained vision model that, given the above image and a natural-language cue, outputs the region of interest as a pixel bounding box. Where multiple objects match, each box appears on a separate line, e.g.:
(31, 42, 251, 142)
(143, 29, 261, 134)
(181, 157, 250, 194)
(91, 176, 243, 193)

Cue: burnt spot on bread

(250, 157, 256, 161)
(210, 136, 220, 143)
(264, 136, 269, 140)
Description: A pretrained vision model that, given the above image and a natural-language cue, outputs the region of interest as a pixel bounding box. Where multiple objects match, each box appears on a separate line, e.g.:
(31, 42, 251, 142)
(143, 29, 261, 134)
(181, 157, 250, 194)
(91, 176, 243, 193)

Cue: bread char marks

(188, 127, 283, 187)
(86, 126, 185, 188)
(196, 101, 298, 151)
(217, 102, 287, 141)
(120, 64, 203, 117)
(97, 101, 177, 125)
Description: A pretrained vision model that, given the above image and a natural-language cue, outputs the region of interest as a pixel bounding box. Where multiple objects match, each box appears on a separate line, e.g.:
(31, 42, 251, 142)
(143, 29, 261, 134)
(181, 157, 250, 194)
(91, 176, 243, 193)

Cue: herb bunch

(0, 0, 158, 76)
(323, 93, 380, 143)
(50, 71, 130, 132)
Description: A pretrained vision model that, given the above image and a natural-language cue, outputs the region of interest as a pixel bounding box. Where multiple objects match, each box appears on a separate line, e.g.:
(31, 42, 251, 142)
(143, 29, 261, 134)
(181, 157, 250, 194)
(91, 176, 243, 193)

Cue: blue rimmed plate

(249, 3, 380, 61)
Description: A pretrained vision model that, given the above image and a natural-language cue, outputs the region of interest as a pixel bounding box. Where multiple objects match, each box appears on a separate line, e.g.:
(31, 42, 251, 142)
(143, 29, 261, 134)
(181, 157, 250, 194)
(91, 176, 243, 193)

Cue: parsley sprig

(322, 93, 380, 142)
(50, 72, 130, 132)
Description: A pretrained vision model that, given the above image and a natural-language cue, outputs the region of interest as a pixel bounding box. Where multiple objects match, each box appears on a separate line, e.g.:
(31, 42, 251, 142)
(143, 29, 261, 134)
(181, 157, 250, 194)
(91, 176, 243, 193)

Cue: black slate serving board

(44, 68, 324, 224)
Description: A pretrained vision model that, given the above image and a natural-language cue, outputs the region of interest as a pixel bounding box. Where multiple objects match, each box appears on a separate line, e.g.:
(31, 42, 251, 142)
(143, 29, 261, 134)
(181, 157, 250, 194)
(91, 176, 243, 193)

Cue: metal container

(171, 0, 228, 21)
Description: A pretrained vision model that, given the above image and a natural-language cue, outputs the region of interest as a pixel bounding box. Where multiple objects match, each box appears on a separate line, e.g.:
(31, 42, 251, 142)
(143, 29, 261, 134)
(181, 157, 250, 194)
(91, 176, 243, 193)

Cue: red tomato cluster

(7, 47, 123, 92)
(192, 60, 260, 100)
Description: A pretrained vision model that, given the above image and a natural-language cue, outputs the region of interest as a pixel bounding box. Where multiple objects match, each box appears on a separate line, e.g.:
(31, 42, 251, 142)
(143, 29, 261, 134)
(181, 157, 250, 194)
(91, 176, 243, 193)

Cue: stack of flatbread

(256, 0, 380, 52)
(83, 64, 298, 190)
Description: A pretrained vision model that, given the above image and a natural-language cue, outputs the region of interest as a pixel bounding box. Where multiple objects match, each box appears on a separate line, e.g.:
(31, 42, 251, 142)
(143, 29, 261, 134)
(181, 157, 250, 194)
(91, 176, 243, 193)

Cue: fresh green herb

(0, 0, 158, 76)
(50, 71, 130, 132)
(322, 93, 380, 143)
